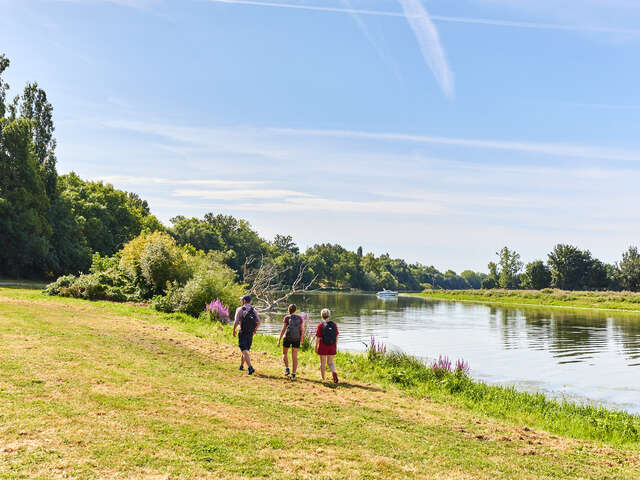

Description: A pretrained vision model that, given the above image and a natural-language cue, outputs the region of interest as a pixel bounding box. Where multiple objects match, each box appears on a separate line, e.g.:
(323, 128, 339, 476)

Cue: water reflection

(259, 293, 640, 413)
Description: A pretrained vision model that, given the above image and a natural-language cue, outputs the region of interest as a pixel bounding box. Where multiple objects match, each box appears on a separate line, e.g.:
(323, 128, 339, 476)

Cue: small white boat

(376, 289, 398, 298)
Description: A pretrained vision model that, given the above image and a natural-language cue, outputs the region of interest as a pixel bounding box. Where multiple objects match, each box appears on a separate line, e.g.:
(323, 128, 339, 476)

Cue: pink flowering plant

(455, 358, 470, 376)
(367, 336, 388, 360)
(300, 313, 315, 351)
(431, 355, 452, 378)
(205, 298, 230, 324)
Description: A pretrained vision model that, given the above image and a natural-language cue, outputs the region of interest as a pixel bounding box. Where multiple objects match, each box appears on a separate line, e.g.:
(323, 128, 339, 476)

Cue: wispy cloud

(172, 188, 312, 200)
(272, 127, 640, 162)
(397, 0, 454, 97)
(97, 174, 267, 187)
(55, 0, 159, 8)
(205, 0, 640, 35)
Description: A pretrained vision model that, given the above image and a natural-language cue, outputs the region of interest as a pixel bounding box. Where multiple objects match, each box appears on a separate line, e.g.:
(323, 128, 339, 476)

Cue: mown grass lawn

(1, 287, 639, 479)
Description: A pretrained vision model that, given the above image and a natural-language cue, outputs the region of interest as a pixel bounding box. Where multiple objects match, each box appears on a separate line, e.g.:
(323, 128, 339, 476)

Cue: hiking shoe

(284, 367, 290, 376)
(248, 366, 255, 375)
(332, 372, 339, 383)
(238, 365, 244, 371)
(291, 372, 296, 380)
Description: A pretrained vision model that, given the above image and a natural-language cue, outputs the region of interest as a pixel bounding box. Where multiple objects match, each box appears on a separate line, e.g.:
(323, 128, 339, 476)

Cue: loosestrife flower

(205, 298, 230, 323)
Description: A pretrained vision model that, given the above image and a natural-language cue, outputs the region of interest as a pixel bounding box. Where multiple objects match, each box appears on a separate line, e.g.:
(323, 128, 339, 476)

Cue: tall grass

(351, 339, 640, 446)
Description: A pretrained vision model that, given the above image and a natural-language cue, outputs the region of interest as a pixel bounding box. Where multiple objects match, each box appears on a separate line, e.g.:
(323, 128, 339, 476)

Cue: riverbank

(2, 287, 640, 479)
(407, 289, 640, 313)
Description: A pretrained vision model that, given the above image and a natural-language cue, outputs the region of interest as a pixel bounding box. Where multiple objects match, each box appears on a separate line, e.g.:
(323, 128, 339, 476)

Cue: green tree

(273, 234, 299, 255)
(59, 173, 163, 257)
(0, 55, 9, 118)
(619, 246, 640, 291)
(170, 216, 224, 253)
(496, 246, 523, 289)
(481, 261, 499, 289)
(0, 118, 52, 277)
(520, 260, 551, 290)
(460, 270, 483, 289)
(10, 82, 57, 197)
(547, 244, 593, 290)
(203, 213, 267, 274)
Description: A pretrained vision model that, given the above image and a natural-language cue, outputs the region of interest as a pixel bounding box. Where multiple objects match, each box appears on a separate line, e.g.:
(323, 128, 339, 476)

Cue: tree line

(482, 245, 640, 292)
(3, 53, 640, 292)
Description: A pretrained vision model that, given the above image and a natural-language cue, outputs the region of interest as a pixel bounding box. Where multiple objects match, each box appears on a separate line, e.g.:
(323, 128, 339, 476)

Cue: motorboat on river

(376, 289, 398, 299)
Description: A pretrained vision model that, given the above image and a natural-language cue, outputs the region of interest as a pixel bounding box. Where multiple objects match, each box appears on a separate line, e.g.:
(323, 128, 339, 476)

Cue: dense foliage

(45, 231, 243, 316)
(0, 55, 163, 278)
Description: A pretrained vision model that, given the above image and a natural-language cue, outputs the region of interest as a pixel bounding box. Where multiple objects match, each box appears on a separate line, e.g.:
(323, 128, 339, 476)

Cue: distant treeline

(2, 54, 640, 292)
(479, 246, 640, 292)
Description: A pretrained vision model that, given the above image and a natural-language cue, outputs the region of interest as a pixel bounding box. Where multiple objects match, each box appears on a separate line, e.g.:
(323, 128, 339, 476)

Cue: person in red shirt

(315, 308, 339, 383)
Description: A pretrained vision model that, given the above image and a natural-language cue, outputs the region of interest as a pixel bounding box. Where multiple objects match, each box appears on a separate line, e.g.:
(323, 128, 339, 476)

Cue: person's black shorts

(283, 338, 300, 349)
(238, 331, 253, 351)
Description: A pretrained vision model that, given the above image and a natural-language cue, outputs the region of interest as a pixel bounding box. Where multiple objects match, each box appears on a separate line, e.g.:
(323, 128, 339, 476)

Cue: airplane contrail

(397, 0, 454, 97)
(205, 0, 640, 35)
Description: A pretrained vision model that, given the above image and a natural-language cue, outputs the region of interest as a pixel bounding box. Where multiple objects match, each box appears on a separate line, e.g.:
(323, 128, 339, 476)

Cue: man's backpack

(284, 314, 302, 343)
(241, 306, 258, 334)
(322, 321, 337, 345)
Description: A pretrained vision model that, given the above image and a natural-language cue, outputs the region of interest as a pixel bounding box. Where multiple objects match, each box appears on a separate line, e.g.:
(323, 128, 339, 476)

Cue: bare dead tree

(243, 256, 317, 312)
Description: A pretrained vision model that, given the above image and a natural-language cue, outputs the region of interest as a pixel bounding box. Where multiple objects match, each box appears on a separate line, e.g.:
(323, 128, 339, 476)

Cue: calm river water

(259, 292, 640, 414)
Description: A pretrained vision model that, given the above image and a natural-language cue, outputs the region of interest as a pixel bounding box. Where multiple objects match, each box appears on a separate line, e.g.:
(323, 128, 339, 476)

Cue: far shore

(405, 289, 640, 314)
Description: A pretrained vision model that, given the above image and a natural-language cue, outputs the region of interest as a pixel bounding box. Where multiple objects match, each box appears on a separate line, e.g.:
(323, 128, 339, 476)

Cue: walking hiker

(277, 304, 304, 379)
(233, 295, 260, 375)
(315, 308, 339, 383)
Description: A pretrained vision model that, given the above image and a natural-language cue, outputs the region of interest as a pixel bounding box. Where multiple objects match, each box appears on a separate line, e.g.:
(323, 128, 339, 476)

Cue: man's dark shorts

(283, 339, 301, 349)
(238, 331, 253, 351)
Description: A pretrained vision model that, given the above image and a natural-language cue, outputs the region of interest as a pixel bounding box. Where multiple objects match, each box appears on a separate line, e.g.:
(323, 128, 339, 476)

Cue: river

(258, 292, 640, 414)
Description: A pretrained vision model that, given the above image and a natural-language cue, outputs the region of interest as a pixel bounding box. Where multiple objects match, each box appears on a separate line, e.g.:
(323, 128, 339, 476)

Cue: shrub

(154, 264, 243, 317)
(139, 237, 189, 295)
(44, 275, 76, 296)
(89, 252, 120, 273)
(46, 231, 244, 317)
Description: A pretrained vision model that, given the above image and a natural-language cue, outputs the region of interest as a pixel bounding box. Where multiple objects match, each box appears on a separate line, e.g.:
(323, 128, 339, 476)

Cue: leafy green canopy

(0, 54, 163, 278)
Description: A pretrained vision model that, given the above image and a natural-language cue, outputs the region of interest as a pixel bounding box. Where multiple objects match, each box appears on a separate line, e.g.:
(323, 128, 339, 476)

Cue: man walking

(233, 295, 260, 375)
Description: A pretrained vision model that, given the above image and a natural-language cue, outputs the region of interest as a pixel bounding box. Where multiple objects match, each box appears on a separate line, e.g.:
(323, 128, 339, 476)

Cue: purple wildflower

(431, 355, 452, 377)
(368, 336, 387, 360)
(205, 298, 230, 323)
(455, 358, 470, 376)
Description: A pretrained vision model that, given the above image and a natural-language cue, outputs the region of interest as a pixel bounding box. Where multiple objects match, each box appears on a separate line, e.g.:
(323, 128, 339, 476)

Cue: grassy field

(409, 289, 640, 313)
(2, 287, 640, 479)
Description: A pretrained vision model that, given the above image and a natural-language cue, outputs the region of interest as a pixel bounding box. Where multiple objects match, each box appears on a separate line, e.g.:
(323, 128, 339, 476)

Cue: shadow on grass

(252, 371, 385, 392)
(0, 283, 46, 290)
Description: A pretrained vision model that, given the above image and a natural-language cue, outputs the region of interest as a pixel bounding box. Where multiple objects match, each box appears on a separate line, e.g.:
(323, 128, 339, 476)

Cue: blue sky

(2, 0, 640, 272)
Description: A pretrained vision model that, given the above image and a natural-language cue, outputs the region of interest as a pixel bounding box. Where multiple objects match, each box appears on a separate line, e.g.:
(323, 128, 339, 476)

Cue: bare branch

(245, 257, 316, 312)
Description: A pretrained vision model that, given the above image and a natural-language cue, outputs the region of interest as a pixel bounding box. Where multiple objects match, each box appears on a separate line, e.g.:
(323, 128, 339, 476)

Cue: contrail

(205, 0, 640, 35)
(397, 0, 454, 97)
(338, 0, 404, 82)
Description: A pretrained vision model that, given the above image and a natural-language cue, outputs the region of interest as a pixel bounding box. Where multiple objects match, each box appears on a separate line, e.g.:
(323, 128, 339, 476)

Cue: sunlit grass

(1, 287, 640, 479)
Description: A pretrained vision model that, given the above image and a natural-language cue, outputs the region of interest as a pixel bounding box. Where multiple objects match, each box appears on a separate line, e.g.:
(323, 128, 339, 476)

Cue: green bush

(154, 265, 243, 317)
(45, 231, 245, 317)
(44, 275, 76, 296)
(139, 237, 190, 295)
